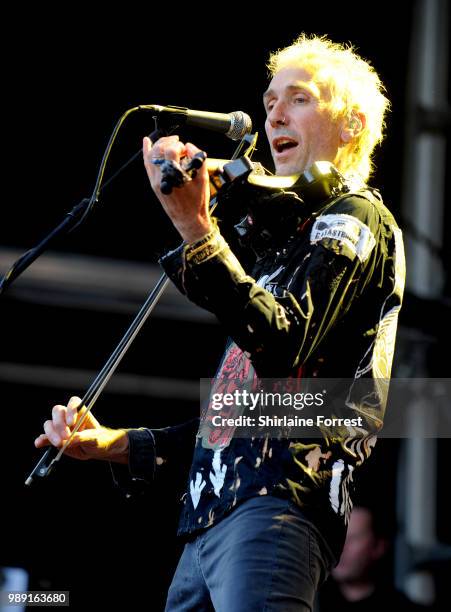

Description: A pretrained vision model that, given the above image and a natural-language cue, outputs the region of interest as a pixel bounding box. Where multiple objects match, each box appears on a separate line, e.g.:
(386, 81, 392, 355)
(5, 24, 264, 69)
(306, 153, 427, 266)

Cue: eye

(266, 101, 275, 113)
(294, 95, 308, 104)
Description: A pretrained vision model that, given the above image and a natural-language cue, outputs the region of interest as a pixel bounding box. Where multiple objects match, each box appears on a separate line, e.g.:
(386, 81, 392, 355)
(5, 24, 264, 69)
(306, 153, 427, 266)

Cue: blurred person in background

(316, 505, 430, 611)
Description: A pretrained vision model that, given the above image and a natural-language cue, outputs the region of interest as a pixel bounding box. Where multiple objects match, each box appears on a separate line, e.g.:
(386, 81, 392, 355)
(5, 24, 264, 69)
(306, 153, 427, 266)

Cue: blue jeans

(165, 496, 335, 611)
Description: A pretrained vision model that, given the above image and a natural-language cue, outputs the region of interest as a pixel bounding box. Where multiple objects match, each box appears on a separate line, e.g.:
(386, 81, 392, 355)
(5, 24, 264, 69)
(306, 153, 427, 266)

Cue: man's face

(332, 508, 385, 583)
(264, 66, 343, 176)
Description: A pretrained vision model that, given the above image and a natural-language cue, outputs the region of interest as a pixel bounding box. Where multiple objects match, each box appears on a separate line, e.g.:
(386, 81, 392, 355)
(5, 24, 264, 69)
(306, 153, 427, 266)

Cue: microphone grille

(227, 111, 253, 140)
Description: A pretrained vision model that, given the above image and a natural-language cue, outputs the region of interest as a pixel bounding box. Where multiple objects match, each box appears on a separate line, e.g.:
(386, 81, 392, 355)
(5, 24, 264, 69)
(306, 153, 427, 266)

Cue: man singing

(36, 34, 405, 611)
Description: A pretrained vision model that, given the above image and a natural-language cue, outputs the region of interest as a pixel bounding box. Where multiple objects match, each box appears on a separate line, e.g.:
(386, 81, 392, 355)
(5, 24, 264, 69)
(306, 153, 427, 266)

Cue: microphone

(140, 105, 252, 140)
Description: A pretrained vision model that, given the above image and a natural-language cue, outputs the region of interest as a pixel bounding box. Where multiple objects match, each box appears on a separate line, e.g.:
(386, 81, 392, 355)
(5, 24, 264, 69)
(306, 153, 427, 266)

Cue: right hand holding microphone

(34, 396, 129, 464)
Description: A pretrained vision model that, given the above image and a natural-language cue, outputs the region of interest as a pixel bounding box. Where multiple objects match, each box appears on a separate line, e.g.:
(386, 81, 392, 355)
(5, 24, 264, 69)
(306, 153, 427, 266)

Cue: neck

(338, 580, 375, 602)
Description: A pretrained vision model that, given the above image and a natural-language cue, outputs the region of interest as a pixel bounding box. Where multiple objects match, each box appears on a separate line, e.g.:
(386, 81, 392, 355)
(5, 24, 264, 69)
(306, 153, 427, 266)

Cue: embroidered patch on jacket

(310, 213, 376, 262)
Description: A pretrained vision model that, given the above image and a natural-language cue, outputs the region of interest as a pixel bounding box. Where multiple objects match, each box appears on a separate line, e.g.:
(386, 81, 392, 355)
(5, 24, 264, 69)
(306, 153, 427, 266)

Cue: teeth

(274, 138, 297, 153)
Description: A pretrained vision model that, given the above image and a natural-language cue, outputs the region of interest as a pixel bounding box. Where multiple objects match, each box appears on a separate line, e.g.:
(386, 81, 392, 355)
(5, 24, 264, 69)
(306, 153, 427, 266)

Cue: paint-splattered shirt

(119, 187, 405, 561)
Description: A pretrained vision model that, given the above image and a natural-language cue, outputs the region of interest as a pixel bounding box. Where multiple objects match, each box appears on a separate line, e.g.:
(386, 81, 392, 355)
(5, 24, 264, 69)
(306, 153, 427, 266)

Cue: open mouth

(273, 137, 299, 154)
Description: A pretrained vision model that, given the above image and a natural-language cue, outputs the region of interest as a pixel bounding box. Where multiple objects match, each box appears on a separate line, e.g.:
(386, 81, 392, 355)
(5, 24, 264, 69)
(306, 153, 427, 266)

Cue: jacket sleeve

(159, 195, 381, 377)
(110, 418, 199, 496)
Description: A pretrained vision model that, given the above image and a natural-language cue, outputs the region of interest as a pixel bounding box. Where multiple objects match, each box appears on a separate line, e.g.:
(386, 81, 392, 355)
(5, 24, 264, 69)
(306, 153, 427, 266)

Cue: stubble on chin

(275, 163, 303, 176)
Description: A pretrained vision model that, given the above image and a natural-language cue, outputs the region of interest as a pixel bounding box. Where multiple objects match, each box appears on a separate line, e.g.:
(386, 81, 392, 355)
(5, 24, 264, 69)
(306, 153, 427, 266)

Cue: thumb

(74, 407, 101, 431)
(67, 397, 101, 430)
(67, 430, 100, 447)
(143, 136, 152, 156)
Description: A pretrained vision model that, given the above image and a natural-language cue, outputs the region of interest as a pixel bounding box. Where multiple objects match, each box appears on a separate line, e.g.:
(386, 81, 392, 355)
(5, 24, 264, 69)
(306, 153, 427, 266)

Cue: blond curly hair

(267, 34, 390, 183)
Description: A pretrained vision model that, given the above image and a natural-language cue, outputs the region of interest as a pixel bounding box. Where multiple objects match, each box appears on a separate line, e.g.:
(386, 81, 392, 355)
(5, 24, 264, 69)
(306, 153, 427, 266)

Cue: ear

(340, 111, 366, 144)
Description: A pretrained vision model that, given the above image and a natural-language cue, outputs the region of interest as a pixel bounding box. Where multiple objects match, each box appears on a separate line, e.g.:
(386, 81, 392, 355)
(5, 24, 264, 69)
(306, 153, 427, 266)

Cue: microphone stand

(1, 198, 92, 294)
(23, 123, 257, 485)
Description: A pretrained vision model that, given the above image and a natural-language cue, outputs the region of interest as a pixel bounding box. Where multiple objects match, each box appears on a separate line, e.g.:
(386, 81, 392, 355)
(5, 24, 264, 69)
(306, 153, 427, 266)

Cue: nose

(267, 101, 287, 128)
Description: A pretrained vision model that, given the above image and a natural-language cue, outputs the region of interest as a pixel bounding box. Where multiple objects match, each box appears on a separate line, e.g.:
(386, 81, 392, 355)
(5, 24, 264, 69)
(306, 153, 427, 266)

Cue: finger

(143, 136, 173, 180)
(143, 136, 152, 159)
(43, 420, 61, 447)
(67, 396, 83, 426)
(143, 137, 185, 192)
(164, 140, 185, 163)
(34, 433, 50, 448)
(146, 135, 180, 160)
(52, 404, 71, 438)
(185, 144, 209, 181)
(67, 396, 99, 429)
(184, 142, 203, 157)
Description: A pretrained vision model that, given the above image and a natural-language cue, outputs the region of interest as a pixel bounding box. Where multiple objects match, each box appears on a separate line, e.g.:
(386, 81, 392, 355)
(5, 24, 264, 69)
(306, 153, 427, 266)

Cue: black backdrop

(3, 8, 414, 257)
